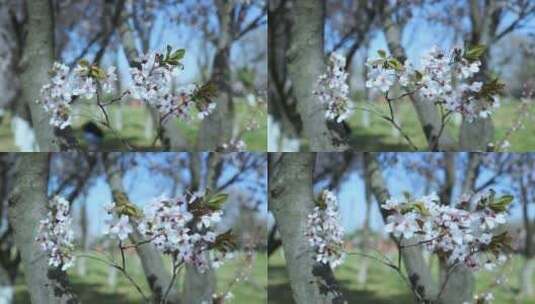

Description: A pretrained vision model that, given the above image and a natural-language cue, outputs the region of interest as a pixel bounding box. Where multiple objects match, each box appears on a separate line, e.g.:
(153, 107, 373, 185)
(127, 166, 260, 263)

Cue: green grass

(268, 250, 535, 304)
(14, 251, 267, 303)
(0, 99, 266, 151)
(347, 99, 535, 151)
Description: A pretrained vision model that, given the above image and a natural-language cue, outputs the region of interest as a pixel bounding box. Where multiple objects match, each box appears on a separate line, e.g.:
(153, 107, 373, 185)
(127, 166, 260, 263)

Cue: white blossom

(381, 190, 511, 271)
(305, 190, 346, 268)
(313, 53, 353, 123)
(35, 196, 75, 271)
(365, 45, 501, 122)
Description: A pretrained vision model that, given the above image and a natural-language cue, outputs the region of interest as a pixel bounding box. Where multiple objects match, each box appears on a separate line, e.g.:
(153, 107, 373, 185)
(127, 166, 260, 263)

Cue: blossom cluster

(35, 196, 76, 271)
(37, 62, 117, 129)
(313, 53, 353, 123)
(37, 47, 217, 130)
(382, 190, 512, 271)
(103, 192, 232, 272)
(366, 45, 503, 121)
(217, 139, 247, 152)
(129, 53, 215, 120)
(305, 190, 346, 268)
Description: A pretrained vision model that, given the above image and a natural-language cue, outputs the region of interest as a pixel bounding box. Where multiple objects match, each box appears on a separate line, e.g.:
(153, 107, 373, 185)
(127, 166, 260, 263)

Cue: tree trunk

(268, 0, 301, 147)
(269, 153, 345, 304)
(182, 264, 216, 304)
(77, 201, 88, 276)
(459, 0, 498, 151)
(520, 258, 535, 297)
(364, 153, 439, 302)
(8, 154, 78, 303)
(365, 152, 476, 303)
(196, 0, 235, 150)
(520, 173, 534, 296)
(20, 0, 77, 151)
(357, 158, 372, 286)
(0, 265, 13, 304)
(117, 1, 189, 150)
(182, 153, 217, 303)
(102, 154, 180, 303)
(381, 15, 455, 151)
(287, 0, 347, 151)
(459, 119, 493, 151)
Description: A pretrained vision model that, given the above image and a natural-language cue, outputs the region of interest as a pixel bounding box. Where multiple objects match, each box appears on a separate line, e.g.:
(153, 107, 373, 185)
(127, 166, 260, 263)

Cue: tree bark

(364, 153, 439, 302)
(357, 157, 372, 286)
(521, 258, 535, 297)
(459, 0, 497, 151)
(287, 0, 347, 151)
(436, 153, 475, 304)
(8, 153, 78, 303)
(196, 0, 235, 150)
(102, 154, 180, 303)
(269, 153, 345, 304)
(20, 0, 77, 151)
(182, 264, 216, 304)
(117, 0, 189, 150)
(365, 152, 477, 303)
(182, 153, 217, 304)
(519, 172, 534, 296)
(268, 0, 301, 145)
(381, 15, 455, 151)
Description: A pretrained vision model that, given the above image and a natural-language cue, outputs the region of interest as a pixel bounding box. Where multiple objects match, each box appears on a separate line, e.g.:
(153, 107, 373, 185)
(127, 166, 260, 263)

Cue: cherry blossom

(366, 63, 396, 93)
(313, 53, 353, 123)
(104, 192, 232, 272)
(365, 45, 503, 122)
(36, 46, 217, 131)
(35, 196, 75, 271)
(103, 212, 133, 241)
(305, 190, 346, 268)
(36, 62, 117, 129)
(382, 190, 512, 271)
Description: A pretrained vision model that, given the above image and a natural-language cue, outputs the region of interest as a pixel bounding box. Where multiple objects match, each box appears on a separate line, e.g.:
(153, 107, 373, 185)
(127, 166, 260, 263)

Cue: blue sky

(61, 153, 267, 239)
(329, 154, 534, 235)
(325, 2, 535, 75)
(62, 2, 266, 87)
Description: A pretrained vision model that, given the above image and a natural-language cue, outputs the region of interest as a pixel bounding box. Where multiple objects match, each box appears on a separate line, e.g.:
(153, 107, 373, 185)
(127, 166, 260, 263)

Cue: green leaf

(78, 59, 90, 67)
(414, 70, 423, 81)
(171, 49, 185, 61)
(411, 202, 430, 216)
(386, 58, 403, 71)
(112, 190, 142, 219)
(463, 44, 487, 61)
(206, 192, 229, 210)
(377, 49, 387, 58)
(489, 195, 513, 212)
(166, 45, 172, 57)
(212, 230, 237, 252)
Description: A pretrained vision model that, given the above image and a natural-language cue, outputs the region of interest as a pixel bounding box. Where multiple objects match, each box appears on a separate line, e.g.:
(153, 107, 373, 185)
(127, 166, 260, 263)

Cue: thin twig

(161, 257, 182, 304)
(77, 253, 149, 302)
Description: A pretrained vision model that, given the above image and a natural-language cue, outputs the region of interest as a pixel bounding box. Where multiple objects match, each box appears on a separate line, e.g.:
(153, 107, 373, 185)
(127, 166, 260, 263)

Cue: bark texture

(182, 153, 217, 303)
(364, 153, 439, 302)
(8, 153, 78, 303)
(196, 0, 235, 150)
(182, 264, 216, 304)
(365, 152, 477, 303)
(287, 0, 347, 151)
(117, 0, 189, 150)
(459, 0, 497, 151)
(269, 153, 345, 304)
(20, 0, 76, 151)
(102, 155, 180, 303)
(381, 15, 455, 150)
(268, 0, 301, 145)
